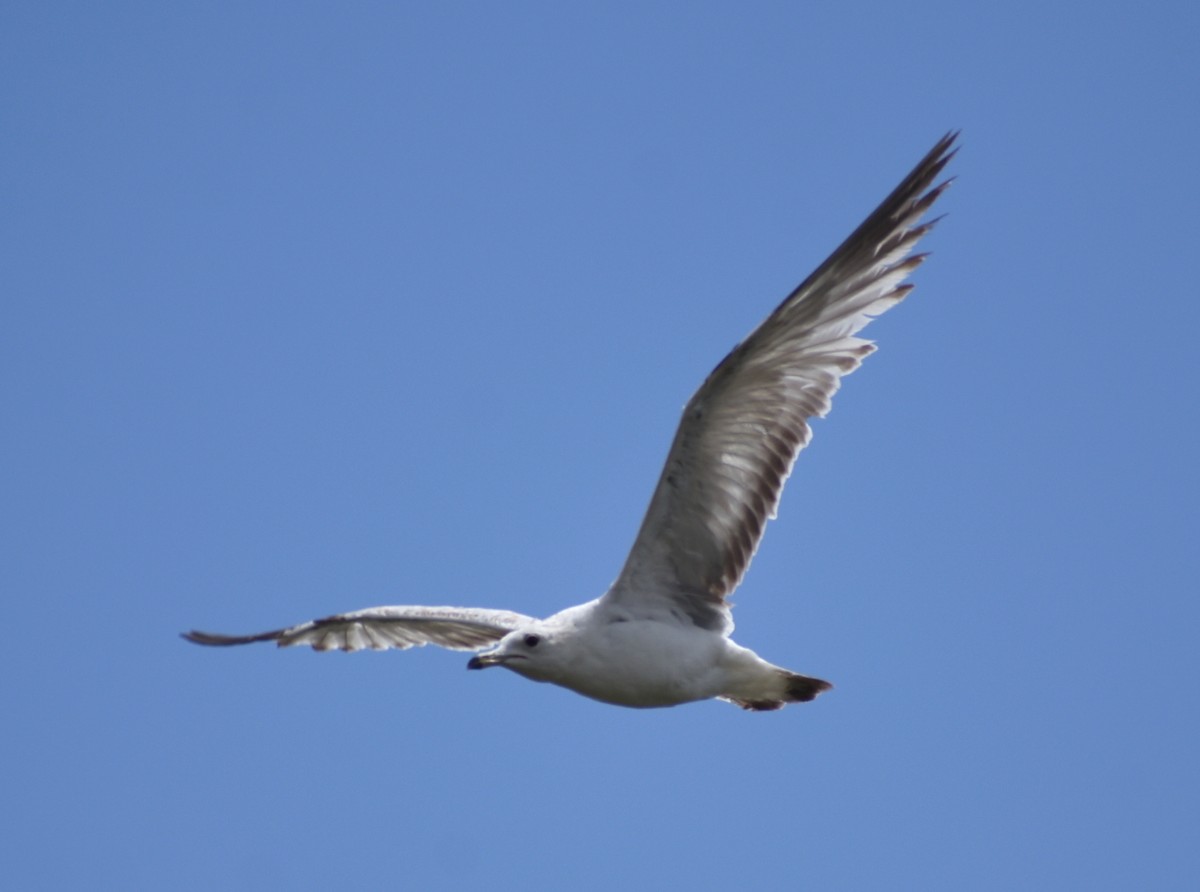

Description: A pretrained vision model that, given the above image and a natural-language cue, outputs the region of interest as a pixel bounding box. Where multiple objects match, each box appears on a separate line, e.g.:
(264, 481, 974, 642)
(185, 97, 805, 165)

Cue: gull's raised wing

(183, 606, 534, 653)
(604, 133, 957, 632)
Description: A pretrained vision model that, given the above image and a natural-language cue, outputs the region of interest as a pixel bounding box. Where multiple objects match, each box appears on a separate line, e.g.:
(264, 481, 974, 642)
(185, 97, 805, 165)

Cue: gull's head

(466, 625, 560, 681)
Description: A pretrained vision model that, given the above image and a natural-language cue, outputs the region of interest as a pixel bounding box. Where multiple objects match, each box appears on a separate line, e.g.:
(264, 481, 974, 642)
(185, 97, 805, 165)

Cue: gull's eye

(523, 634, 541, 648)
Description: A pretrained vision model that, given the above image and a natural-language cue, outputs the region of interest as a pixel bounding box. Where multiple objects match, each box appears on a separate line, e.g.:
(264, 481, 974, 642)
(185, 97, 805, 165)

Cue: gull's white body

(185, 134, 957, 711)
(491, 600, 785, 709)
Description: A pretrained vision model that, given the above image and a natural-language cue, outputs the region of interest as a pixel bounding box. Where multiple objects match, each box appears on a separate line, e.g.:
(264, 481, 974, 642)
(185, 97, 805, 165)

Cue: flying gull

(184, 133, 956, 710)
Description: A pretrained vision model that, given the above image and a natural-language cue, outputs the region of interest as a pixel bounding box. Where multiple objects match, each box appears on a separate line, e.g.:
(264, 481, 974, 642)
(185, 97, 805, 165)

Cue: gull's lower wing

(605, 133, 957, 631)
(183, 606, 534, 653)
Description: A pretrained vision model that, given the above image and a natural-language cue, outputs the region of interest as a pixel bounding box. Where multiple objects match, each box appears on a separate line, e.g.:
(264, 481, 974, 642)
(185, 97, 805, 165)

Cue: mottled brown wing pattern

(606, 134, 956, 630)
(183, 606, 533, 653)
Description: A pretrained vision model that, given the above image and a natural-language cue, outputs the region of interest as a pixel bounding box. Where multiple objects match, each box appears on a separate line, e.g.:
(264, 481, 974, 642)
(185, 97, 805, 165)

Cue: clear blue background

(4, 3, 1197, 889)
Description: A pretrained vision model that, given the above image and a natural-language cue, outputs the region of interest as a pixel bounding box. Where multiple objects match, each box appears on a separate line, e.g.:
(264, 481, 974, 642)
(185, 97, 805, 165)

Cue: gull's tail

(727, 671, 834, 711)
(784, 671, 833, 703)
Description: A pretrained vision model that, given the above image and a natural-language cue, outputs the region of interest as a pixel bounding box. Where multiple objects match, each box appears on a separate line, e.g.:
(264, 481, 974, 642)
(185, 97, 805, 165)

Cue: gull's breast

(551, 618, 730, 708)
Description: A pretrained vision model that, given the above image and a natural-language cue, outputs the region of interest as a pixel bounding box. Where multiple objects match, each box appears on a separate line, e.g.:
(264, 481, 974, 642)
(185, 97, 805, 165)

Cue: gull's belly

(551, 621, 730, 708)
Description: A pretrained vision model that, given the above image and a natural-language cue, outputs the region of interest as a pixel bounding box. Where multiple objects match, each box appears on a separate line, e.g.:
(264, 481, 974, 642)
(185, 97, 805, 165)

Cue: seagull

(184, 133, 956, 710)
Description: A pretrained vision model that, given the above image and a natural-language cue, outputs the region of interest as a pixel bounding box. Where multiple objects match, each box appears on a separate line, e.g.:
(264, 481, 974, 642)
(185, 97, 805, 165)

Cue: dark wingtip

(181, 629, 279, 646)
(935, 129, 962, 158)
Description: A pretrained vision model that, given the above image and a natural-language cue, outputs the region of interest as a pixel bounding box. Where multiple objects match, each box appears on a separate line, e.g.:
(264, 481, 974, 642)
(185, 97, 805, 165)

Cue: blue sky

(4, 2, 1198, 889)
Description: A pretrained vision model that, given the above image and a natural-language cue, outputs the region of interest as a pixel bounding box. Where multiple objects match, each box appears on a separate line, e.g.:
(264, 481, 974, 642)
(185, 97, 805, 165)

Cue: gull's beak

(467, 653, 504, 670)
